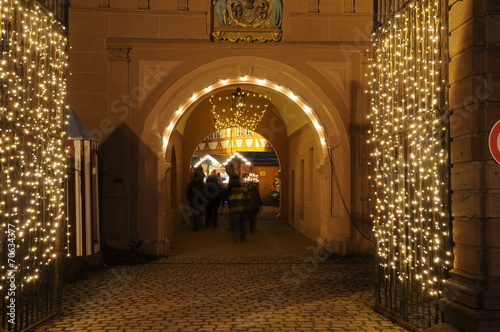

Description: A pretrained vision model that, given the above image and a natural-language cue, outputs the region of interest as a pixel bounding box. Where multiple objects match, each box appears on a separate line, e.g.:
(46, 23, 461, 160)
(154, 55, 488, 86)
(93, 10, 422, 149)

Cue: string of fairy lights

(368, 0, 451, 299)
(0, 0, 68, 291)
(193, 151, 253, 169)
(209, 88, 271, 131)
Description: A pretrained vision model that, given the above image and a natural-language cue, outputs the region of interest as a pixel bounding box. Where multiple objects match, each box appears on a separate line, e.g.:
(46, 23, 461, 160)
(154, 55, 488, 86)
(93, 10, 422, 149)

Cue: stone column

(443, 1, 500, 331)
(178, 0, 188, 11)
(344, 0, 355, 13)
(157, 153, 171, 255)
(308, 0, 319, 13)
(98, 0, 109, 8)
(137, 130, 164, 255)
(316, 154, 349, 256)
(101, 47, 132, 250)
(139, 0, 150, 10)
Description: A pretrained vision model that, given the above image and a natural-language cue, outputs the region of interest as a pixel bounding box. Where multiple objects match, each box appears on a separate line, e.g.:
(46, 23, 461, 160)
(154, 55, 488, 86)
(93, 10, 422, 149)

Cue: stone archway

(138, 56, 351, 255)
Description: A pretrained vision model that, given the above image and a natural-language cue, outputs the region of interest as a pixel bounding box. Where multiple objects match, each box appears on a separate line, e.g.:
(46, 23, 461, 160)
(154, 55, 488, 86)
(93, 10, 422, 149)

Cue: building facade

(443, 0, 500, 331)
(65, 0, 500, 331)
(68, 0, 373, 256)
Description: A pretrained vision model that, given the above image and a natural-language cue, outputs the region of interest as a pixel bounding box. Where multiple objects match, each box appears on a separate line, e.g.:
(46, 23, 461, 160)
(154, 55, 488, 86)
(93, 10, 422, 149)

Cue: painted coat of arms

(213, 0, 283, 42)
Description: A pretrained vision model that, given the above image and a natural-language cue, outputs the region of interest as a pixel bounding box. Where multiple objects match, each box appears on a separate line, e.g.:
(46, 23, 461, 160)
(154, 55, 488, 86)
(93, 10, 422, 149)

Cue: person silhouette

(185, 172, 207, 231)
(227, 176, 250, 243)
(247, 182, 262, 233)
(205, 172, 223, 228)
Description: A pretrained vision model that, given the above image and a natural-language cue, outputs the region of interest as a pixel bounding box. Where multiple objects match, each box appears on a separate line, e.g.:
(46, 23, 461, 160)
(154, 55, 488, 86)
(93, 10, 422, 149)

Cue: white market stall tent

(67, 108, 101, 256)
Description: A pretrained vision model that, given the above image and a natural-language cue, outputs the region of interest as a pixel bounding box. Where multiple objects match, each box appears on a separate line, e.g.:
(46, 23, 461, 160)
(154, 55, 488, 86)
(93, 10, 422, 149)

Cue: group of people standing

(185, 170, 262, 243)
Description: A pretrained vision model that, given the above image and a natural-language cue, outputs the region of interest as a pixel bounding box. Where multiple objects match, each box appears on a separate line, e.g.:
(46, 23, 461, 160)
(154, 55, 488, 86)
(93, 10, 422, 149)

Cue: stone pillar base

(139, 239, 171, 256)
(442, 298, 500, 332)
(445, 269, 500, 309)
(276, 211, 287, 223)
(316, 238, 348, 256)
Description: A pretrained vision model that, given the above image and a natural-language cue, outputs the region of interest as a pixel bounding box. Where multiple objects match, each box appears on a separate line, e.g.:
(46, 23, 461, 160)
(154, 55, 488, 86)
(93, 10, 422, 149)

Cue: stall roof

(237, 151, 279, 166)
(67, 107, 96, 141)
(191, 152, 279, 167)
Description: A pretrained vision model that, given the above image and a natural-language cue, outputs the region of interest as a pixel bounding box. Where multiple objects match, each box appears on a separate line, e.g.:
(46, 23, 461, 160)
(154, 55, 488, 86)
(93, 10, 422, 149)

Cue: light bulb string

(368, 0, 450, 295)
(0, 0, 69, 286)
(210, 88, 271, 131)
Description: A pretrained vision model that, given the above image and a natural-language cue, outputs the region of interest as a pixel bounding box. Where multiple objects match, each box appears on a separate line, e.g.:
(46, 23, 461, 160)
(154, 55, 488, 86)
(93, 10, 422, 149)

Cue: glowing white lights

(245, 172, 259, 183)
(161, 77, 328, 154)
(193, 154, 222, 169)
(0, 0, 68, 288)
(369, 0, 450, 298)
(224, 152, 251, 167)
(193, 152, 256, 171)
(209, 87, 271, 131)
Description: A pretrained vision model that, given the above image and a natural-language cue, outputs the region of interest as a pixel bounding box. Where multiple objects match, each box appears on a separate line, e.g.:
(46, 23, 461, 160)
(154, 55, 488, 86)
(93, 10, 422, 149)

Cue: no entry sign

(490, 119, 500, 164)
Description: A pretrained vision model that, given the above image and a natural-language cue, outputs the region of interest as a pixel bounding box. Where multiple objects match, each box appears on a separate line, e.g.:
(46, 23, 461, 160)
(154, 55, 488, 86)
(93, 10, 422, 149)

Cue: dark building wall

(444, 0, 500, 331)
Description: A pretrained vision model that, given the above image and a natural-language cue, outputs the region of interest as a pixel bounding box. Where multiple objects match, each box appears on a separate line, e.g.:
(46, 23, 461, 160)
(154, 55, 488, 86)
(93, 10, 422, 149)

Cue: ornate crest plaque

(227, 0, 272, 27)
(213, 0, 282, 42)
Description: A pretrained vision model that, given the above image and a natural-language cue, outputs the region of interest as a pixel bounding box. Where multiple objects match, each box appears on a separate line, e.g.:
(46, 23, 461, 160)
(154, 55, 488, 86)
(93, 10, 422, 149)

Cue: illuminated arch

(139, 55, 352, 213)
(136, 56, 353, 256)
(160, 76, 329, 156)
(137, 57, 351, 170)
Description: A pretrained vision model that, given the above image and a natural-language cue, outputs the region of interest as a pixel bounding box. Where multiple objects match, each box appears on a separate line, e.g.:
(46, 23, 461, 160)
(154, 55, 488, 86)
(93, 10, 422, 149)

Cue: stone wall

(67, 0, 373, 256)
(444, 0, 500, 331)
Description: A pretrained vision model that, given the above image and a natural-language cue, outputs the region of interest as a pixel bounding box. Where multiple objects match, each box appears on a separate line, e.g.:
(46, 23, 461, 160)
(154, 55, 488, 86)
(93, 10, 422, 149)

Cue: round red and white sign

(489, 119, 500, 164)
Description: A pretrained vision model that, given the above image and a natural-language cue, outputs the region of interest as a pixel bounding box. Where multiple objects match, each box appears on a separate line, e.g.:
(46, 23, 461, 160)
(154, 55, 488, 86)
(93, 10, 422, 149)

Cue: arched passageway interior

(191, 128, 281, 207)
(143, 73, 352, 257)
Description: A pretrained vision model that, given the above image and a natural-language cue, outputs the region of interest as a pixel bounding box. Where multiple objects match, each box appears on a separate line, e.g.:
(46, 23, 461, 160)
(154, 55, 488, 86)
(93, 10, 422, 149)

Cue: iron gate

(0, 1, 69, 330)
(369, 0, 452, 330)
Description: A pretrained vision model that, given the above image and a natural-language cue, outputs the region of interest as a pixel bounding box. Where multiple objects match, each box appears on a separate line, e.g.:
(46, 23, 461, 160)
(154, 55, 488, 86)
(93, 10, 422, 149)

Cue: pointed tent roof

(67, 107, 97, 141)
(192, 154, 222, 168)
(238, 151, 279, 166)
(191, 151, 279, 167)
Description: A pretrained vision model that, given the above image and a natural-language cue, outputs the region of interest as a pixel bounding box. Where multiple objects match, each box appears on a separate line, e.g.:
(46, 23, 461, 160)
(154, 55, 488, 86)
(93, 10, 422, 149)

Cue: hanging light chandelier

(209, 87, 271, 131)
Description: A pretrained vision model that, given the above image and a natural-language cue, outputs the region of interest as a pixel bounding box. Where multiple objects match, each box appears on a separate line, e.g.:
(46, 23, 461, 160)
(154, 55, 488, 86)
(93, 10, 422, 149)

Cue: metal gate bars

(0, 1, 69, 330)
(369, 0, 452, 330)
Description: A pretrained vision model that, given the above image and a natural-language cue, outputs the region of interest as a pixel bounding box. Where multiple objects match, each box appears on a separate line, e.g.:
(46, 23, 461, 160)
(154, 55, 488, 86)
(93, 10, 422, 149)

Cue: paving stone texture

(34, 207, 409, 332)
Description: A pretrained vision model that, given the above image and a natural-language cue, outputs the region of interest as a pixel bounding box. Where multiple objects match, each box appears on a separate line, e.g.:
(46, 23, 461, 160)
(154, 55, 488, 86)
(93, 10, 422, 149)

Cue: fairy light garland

(0, 0, 68, 295)
(193, 154, 221, 169)
(223, 152, 252, 166)
(209, 88, 271, 131)
(368, 0, 450, 300)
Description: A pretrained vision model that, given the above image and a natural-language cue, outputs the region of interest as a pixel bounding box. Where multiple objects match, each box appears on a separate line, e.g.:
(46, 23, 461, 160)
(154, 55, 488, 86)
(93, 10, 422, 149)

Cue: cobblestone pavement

(34, 207, 409, 332)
